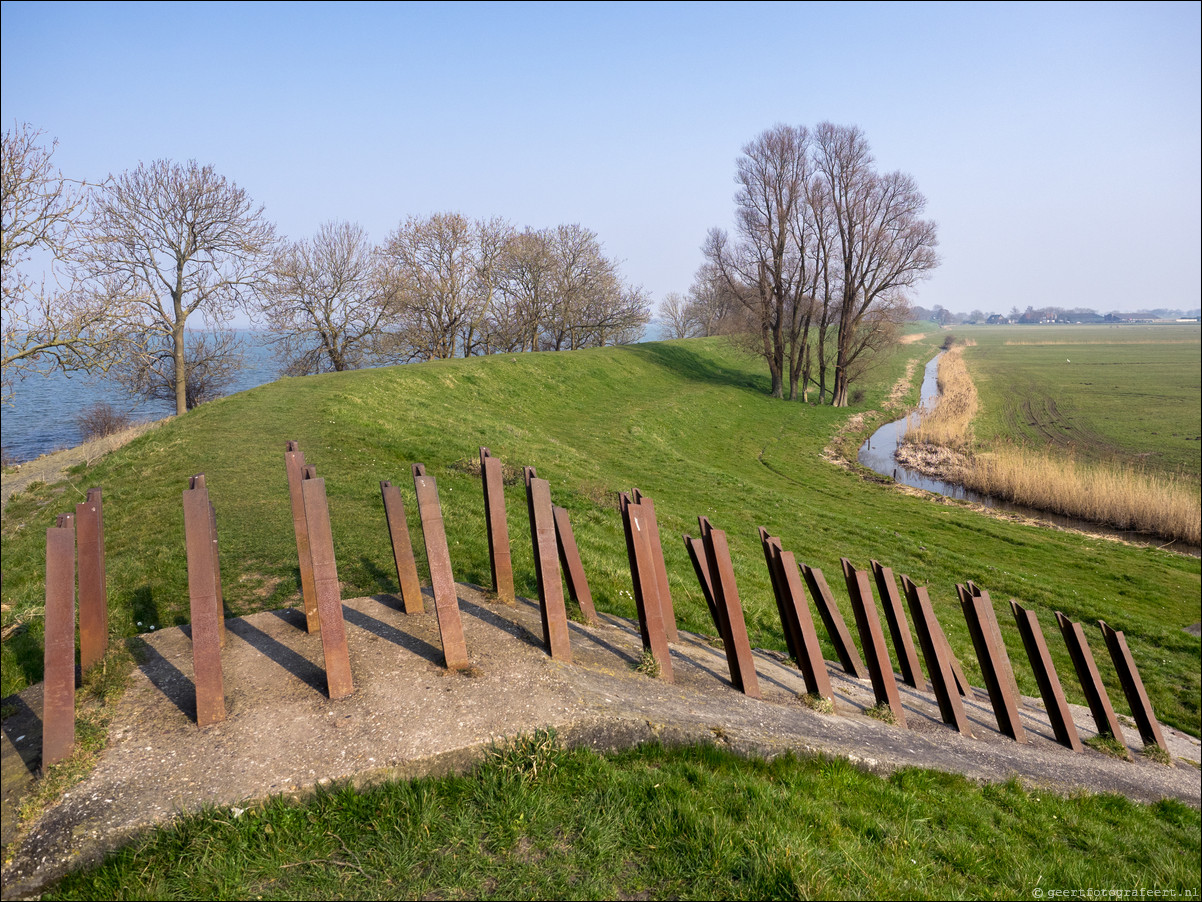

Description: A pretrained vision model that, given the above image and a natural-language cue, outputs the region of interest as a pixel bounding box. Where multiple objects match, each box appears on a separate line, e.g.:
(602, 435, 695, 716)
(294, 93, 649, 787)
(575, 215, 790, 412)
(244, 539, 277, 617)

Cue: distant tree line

(2, 123, 649, 414)
(661, 123, 940, 407)
(913, 304, 1200, 325)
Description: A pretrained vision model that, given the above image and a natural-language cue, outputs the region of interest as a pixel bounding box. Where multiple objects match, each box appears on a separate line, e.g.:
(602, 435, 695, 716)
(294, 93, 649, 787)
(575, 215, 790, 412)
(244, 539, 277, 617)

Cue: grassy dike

(2, 335, 1199, 734)
(4, 335, 1200, 898)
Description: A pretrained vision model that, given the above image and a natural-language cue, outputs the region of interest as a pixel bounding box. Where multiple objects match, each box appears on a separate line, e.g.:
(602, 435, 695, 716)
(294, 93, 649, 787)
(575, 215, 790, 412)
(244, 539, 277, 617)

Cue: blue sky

(3, 1, 1199, 316)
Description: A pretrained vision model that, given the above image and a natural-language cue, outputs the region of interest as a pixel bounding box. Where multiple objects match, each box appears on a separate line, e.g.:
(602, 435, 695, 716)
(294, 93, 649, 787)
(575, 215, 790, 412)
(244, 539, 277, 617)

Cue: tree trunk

(172, 322, 187, 416)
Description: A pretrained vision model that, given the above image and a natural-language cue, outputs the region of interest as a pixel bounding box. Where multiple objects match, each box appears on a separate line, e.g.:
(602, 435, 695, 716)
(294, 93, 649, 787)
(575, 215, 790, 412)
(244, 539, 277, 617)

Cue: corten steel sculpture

(284, 442, 320, 633)
(958, 584, 1026, 743)
(192, 473, 227, 648)
(694, 518, 760, 698)
(1010, 601, 1082, 751)
(411, 465, 470, 670)
(870, 560, 923, 688)
(76, 487, 108, 672)
(380, 480, 424, 614)
(631, 488, 678, 642)
(43, 516, 76, 767)
(524, 469, 573, 662)
(1055, 612, 1128, 754)
(965, 582, 1020, 702)
(684, 534, 721, 630)
(758, 530, 834, 704)
(300, 473, 355, 699)
(621, 493, 674, 681)
(1099, 620, 1168, 754)
(479, 448, 515, 603)
(842, 559, 907, 727)
(553, 505, 598, 624)
(800, 563, 867, 679)
(901, 576, 972, 736)
(183, 476, 227, 726)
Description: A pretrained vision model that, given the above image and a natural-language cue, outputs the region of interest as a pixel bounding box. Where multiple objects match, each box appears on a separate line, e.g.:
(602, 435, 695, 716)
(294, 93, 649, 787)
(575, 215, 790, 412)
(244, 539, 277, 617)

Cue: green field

(953, 324, 1202, 480)
(3, 334, 1199, 736)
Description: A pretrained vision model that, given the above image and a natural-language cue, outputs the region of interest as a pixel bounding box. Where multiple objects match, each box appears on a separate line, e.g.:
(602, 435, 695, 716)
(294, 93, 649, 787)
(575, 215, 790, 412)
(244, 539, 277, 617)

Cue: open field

(43, 739, 1202, 901)
(3, 335, 1199, 737)
(904, 339, 1201, 544)
(952, 324, 1202, 480)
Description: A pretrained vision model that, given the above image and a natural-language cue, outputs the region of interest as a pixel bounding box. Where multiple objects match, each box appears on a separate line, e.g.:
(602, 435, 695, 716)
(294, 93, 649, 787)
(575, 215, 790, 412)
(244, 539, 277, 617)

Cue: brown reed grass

(902, 346, 1201, 545)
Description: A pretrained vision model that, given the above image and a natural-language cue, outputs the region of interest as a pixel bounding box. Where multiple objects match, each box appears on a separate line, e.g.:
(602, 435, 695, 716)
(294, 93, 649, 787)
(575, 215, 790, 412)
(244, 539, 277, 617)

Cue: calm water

(859, 353, 1199, 555)
(2, 331, 282, 463)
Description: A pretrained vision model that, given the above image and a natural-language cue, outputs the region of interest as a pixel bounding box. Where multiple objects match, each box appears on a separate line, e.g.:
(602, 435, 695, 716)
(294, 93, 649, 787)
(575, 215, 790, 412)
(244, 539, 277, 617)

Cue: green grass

(43, 739, 1202, 900)
(953, 324, 1202, 480)
(2, 335, 1200, 737)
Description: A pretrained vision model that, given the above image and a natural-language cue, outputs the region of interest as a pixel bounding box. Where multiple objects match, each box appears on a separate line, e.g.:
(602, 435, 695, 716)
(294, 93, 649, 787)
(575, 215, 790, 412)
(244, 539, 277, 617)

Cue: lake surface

(2, 331, 282, 463)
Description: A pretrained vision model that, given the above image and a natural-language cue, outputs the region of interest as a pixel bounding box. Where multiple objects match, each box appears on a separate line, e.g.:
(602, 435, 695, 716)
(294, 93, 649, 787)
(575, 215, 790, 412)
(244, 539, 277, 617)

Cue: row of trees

(2, 123, 649, 414)
(667, 123, 939, 406)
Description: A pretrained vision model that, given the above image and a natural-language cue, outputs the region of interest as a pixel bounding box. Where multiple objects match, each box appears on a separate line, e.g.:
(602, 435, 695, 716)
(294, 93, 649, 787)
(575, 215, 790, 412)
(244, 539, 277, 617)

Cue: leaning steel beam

(1055, 611, 1128, 753)
(1099, 620, 1168, 753)
(959, 585, 1026, 743)
(301, 475, 356, 698)
(1010, 600, 1082, 751)
(412, 467, 470, 670)
(284, 443, 320, 633)
(843, 559, 907, 727)
(870, 560, 923, 688)
(480, 448, 515, 604)
(43, 519, 77, 767)
(801, 564, 867, 679)
(553, 505, 598, 624)
(76, 487, 108, 672)
(632, 488, 678, 642)
(380, 480, 424, 614)
(526, 475, 572, 662)
(699, 522, 760, 698)
(901, 575, 972, 736)
(184, 479, 227, 726)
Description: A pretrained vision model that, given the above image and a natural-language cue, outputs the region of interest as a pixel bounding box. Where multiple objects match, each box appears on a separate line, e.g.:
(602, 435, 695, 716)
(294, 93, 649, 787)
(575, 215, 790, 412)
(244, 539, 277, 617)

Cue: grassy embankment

(903, 328, 1202, 545)
(3, 335, 1199, 731)
(4, 335, 1200, 898)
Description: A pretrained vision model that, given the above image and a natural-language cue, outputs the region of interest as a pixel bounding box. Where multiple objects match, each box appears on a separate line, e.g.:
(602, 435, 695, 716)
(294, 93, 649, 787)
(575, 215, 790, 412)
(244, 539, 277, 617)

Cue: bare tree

(382, 212, 481, 361)
(109, 328, 244, 409)
(493, 227, 554, 353)
(1, 123, 125, 399)
(258, 221, 393, 375)
(813, 123, 938, 406)
(659, 291, 698, 339)
(80, 159, 276, 414)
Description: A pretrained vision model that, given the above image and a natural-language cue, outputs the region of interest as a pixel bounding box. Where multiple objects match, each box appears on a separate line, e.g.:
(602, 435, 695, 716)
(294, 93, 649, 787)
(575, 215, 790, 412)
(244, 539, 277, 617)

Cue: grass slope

(2, 336, 1200, 736)
(44, 739, 1202, 901)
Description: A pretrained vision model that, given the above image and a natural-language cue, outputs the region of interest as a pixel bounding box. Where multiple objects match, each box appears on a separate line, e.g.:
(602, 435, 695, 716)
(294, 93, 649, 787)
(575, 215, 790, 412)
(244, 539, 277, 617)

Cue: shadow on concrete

(342, 604, 444, 668)
(138, 642, 196, 723)
(228, 617, 327, 696)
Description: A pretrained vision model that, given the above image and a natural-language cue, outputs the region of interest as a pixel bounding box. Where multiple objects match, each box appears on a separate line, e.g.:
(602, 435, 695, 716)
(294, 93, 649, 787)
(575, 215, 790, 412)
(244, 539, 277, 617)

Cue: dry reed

(902, 346, 1201, 545)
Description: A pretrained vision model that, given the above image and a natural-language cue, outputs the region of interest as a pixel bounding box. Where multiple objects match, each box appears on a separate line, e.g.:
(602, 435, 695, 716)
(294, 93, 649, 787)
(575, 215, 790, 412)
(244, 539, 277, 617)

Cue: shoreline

(0, 420, 165, 513)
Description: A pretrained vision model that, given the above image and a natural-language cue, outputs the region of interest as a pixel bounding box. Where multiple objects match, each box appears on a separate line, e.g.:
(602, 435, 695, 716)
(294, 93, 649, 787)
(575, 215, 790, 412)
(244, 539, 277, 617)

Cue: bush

(75, 402, 133, 442)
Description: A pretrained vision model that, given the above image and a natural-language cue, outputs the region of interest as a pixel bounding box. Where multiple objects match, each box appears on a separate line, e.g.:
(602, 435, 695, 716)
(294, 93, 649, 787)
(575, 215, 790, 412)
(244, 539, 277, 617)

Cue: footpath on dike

(2, 579, 1200, 900)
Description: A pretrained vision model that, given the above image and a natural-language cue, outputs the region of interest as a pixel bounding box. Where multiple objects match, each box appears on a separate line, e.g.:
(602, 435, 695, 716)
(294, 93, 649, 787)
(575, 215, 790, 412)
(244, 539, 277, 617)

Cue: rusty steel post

(631, 489, 678, 642)
(900, 576, 972, 736)
(1054, 612, 1127, 752)
(699, 521, 760, 698)
(626, 502, 673, 680)
(43, 520, 76, 768)
(959, 586, 1026, 743)
(526, 476, 572, 662)
(870, 560, 923, 688)
(801, 564, 867, 679)
(285, 443, 320, 633)
(300, 475, 355, 698)
(684, 534, 722, 632)
(412, 468, 470, 670)
(183, 482, 227, 726)
(771, 542, 835, 705)
(1099, 620, 1167, 753)
(842, 559, 906, 727)
(620, 493, 654, 649)
(1010, 601, 1082, 751)
(758, 529, 800, 664)
(76, 488, 107, 672)
(966, 583, 1020, 703)
(380, 480, 424, 614)
(479, 449, 515, 603)
(553, 505, 597, 624)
